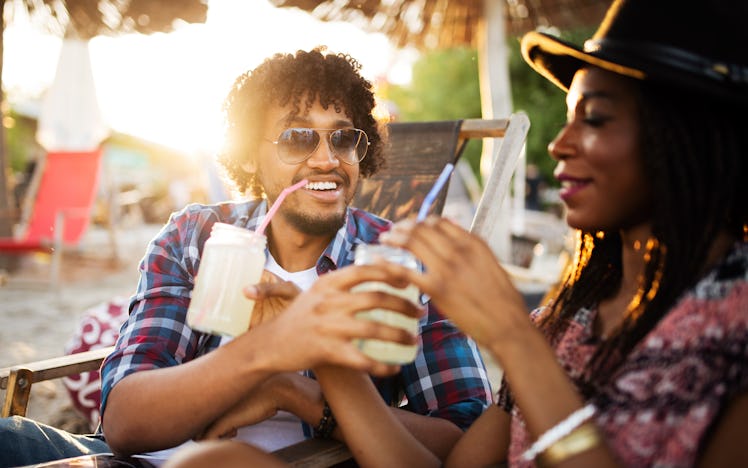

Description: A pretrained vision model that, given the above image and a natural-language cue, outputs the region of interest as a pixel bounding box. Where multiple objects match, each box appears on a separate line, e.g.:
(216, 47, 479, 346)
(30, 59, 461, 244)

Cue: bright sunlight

(3, 0, 416, 157)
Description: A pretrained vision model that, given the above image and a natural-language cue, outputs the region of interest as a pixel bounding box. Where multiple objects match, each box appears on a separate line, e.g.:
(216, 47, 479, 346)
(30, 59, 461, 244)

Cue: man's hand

(198, 383, 279, 440)
(199, 373, 322, 440)
(247, 270, 301, 328)
(231, 264, 424, 378)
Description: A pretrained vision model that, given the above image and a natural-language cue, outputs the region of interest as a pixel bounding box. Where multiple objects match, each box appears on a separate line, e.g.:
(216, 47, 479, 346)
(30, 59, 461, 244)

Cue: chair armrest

(1, 346, 114, 417)
(273, 438, 352, 467)
(1, 347, 353, 466)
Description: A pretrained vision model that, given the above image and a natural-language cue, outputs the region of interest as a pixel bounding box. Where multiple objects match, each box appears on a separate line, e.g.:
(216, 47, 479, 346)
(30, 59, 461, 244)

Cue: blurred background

(1, 0, 608, 233)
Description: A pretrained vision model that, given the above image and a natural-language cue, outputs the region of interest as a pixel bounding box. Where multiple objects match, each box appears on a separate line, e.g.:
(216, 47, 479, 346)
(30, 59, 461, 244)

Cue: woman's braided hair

(540, 79, 747, 394)
(218, 47, 386, 198)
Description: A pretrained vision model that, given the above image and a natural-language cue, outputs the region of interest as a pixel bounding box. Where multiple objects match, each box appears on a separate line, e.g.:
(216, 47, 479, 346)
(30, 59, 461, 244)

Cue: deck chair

(0, 149, 105, 286)
(353, 120, 467, 221)
(0, 115, 530, 467)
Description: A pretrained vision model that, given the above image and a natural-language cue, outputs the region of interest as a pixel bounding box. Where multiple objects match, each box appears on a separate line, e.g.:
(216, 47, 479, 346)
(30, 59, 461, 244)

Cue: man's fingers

(315, 263, 414, 291)
(200, 421, 237, 440)
(325, 290, 424, 320)
(320, 315, 419, 346)
(323, 343, 404, 377)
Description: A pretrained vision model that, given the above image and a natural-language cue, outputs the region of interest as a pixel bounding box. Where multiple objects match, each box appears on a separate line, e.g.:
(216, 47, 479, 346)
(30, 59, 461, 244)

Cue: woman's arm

(444, 405, 510, 467)
(315, 366, 441, 467)
(381, 217, 621, 467)
(698, 392, 748, 467)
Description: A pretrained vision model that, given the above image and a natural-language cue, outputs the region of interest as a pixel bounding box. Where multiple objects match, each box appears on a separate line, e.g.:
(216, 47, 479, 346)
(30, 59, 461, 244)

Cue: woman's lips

(557, 175, 591, 201)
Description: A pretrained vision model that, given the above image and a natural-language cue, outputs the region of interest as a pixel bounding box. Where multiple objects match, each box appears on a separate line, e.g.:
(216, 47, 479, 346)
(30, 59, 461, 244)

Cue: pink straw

(257, 179, 308, 235)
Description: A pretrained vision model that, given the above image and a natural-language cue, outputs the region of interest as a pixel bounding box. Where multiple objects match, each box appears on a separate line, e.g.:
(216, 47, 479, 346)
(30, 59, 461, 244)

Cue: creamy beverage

(352, 244, 421, 364)
(187, 223, 267, 336)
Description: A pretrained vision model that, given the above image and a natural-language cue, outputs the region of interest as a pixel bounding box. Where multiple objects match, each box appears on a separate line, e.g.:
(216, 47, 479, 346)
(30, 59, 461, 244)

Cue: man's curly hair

(218, 47, 386, 198)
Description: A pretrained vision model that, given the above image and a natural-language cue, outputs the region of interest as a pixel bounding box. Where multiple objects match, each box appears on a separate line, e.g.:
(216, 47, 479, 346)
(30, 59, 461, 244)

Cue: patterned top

(499, 241, 748, 467)
(100, 200, 492, 436)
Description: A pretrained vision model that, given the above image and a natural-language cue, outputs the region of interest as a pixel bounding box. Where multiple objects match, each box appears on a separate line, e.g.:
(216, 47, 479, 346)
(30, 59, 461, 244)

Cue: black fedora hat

(521, 0, 748, 103)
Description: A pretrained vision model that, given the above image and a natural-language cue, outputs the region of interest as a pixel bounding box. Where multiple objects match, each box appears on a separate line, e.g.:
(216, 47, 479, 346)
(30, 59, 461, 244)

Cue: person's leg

(163, 441, 286, 468)
(0, 416, 110, 467)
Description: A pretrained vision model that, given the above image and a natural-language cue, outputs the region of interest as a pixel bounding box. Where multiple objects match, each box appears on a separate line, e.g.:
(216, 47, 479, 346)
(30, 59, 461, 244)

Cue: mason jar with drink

(352, 243, 422, 364)
(186, 222, 267, 337)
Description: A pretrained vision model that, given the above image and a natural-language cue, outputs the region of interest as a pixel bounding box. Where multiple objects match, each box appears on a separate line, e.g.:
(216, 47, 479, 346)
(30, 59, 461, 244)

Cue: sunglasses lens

(277, 128, 320, 162)
(330, 129, 368, 162)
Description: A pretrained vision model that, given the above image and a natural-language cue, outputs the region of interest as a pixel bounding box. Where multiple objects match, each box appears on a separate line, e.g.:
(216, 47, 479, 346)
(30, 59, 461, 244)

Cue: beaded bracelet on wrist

(313, 400, 337, 439)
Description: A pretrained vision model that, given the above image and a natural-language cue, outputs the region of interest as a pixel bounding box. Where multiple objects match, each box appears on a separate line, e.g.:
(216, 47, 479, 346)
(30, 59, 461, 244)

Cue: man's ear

(241, 160, 257, 174)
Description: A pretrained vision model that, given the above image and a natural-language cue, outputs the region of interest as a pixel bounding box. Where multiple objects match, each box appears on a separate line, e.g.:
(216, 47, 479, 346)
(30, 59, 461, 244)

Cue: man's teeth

(305, 181, 337, 191)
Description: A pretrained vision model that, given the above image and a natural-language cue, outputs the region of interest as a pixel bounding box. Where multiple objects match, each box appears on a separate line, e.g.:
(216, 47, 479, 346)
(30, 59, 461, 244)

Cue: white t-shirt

(138, 253, 319, 464)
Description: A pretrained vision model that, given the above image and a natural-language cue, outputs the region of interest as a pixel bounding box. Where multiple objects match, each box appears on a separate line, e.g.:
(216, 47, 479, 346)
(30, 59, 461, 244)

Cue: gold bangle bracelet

(537, 422, 602, 467)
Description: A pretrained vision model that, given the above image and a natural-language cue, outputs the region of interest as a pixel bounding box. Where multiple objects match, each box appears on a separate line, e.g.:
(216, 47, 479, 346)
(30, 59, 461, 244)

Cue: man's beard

(281, 208, 347, 237)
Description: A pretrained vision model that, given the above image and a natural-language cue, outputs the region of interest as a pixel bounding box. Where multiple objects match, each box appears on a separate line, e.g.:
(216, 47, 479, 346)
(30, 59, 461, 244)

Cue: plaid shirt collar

(238, 199, 370, 273)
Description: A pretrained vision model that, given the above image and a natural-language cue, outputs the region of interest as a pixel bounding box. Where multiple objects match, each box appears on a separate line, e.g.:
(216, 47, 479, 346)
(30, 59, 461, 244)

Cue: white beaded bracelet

(521, 403, 597, 462)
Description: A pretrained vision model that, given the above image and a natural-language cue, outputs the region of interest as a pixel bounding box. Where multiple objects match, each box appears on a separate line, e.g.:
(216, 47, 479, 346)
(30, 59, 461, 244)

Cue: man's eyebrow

(274, 112, 303, 127)
(278, 114, 355, 128)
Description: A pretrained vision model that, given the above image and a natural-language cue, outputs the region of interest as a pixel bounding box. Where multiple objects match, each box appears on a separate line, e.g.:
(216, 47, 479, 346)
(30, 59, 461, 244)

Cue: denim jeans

(0, 416, 110, 468)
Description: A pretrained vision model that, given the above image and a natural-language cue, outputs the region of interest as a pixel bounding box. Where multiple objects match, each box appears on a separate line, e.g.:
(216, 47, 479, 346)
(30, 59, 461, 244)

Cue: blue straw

(417, 163, 455, 221)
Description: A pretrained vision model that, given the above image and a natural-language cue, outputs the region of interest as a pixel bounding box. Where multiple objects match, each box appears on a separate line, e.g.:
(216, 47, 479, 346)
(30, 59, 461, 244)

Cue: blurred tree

(508, 28, 594, 183)
(387, 48, 484, 177)
(386, 26, 595, 189)
(0, 0, 208, 238)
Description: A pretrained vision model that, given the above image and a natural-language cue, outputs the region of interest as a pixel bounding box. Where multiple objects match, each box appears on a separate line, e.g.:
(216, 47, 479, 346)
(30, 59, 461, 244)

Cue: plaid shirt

(101, 200, 492, 433)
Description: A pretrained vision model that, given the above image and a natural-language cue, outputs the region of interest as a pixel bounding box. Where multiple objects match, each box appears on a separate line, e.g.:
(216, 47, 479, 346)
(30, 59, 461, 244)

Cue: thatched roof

(269, 0, 611, 50)
(7, 0, 209, 39)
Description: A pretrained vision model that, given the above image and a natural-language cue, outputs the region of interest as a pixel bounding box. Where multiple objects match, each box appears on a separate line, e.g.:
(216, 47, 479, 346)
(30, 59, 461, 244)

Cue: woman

(316, 0, 747, 466)
(166, 0, 747, 466)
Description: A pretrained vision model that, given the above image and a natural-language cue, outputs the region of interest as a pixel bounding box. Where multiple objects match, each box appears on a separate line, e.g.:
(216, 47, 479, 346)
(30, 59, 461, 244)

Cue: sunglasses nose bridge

(305, 130, 340, 166)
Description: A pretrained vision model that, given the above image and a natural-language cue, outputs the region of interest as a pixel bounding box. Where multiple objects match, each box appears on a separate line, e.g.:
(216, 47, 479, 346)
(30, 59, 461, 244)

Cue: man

(0, 48, 491, 466)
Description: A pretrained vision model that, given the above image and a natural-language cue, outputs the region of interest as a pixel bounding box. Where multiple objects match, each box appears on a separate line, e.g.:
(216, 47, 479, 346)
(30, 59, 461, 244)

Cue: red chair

(0, 148, 104, 286)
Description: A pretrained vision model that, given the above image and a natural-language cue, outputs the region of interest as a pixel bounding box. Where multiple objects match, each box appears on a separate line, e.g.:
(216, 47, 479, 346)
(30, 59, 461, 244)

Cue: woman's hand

(379, 216, 529, 348)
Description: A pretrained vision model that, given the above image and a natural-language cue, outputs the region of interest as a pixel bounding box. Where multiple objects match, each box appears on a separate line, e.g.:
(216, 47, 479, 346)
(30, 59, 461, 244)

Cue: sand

(0, 223, 161, 433)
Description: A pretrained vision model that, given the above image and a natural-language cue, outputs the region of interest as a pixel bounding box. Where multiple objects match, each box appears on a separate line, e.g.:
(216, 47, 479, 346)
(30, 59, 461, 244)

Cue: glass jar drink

(186, 223, 267, 336)
(352, 244, 421, 364)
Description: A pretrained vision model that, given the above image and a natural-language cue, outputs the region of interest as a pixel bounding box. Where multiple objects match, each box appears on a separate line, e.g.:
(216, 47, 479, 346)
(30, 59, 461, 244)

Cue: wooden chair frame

(1, 114, 530, 467)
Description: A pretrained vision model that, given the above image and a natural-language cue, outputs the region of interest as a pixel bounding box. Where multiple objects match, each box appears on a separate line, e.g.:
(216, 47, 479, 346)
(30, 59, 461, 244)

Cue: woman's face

(549, 67, 652, 233)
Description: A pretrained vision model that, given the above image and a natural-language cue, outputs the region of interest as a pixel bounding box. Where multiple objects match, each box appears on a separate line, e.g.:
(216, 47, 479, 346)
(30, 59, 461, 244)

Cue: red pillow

(63, 297, 128, 431)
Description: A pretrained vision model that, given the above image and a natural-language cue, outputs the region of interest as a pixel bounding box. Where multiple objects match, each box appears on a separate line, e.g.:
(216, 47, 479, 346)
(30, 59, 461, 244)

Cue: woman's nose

(548, 125, 574, 161)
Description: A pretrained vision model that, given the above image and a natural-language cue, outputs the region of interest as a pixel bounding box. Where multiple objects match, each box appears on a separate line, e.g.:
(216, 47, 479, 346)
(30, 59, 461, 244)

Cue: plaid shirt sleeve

(100, 204, 225, 415)
(395, 302, 493, 430)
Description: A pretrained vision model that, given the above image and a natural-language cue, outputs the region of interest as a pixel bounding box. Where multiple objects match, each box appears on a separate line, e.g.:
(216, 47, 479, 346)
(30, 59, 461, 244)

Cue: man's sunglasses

(266, 128, 369, 165)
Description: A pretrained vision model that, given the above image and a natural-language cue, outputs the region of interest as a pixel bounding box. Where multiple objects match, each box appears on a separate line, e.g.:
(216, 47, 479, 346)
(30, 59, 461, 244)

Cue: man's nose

(306, 136, 340, 169)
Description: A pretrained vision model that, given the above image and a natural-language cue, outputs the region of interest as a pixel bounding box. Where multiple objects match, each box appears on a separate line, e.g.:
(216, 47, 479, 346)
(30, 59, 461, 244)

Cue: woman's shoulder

(672, 240, 748, 327)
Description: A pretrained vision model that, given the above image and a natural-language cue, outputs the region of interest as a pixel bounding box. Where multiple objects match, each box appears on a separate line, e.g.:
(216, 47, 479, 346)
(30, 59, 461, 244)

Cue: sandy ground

(0, 221, 504, 435)
(0, 223, 161, 433)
